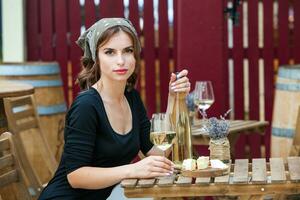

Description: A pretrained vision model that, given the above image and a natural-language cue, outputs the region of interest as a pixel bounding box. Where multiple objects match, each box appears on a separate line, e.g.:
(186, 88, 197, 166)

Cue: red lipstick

(113, 69, 128, 74)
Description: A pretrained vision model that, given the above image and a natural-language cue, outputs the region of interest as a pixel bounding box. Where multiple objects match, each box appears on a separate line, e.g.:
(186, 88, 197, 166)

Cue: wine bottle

(167, 74, 193, 163)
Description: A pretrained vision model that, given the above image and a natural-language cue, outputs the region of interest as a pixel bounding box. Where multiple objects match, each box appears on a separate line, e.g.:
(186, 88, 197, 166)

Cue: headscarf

(76, 18, 141, 62)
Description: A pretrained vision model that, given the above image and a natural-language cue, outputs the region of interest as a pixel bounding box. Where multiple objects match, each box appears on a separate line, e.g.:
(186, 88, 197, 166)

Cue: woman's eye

(105, 50, 113, 55)
(125, 48, 134, 53)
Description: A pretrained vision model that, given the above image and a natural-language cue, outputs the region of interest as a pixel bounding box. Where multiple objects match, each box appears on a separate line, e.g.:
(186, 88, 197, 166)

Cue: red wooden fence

(25, 0, 300, 159)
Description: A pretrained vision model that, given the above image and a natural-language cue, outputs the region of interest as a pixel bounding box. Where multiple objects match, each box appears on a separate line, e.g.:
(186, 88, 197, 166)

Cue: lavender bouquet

(202, 109, 232, 162)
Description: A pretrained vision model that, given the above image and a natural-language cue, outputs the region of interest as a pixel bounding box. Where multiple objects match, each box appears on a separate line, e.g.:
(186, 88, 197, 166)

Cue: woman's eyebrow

(103, 47, 114, 51)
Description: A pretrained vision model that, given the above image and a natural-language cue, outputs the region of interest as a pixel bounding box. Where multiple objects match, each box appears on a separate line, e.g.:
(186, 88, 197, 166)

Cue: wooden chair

(3, 95, 58, 196)
(0, 132, 33, 200)
(290, 106, 300, 156)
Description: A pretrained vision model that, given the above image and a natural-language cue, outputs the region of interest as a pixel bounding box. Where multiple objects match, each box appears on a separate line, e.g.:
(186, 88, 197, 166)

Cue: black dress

(38, 87, 153, 200)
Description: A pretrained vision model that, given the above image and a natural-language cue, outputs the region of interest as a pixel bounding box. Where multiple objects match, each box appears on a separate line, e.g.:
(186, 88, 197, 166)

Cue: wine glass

(194, 81, 215, 120)
(150, 113, 176, 156)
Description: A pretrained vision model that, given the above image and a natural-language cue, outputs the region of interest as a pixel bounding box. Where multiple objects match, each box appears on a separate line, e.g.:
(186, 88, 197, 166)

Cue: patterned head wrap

(76, 18, 141, 61)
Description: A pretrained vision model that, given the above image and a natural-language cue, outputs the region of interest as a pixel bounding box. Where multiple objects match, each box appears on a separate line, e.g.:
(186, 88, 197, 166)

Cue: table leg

(0, 98, 8, 134)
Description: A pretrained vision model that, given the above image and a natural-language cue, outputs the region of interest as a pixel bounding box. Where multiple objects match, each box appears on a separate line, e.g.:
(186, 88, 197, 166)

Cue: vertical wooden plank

(270, 157, 286, 183)
(294, 1, 300, 63)
(128, 0, 141, 35)
(40, 0, 54, 61)
(99, 0, 124, 18)
(232, 159, 249, 184)
(129, 0, 141, 92)
(278, 0, 290, 65)
(231, 0, 246, 159)
(232, 0, 244, 120)
(176, 0, 228, 117)
(85, 0, 97, 28)
(158, 0, 170, 111)
(252, 158, 267, 183)
(54, 0, 69, 104)
(68, 0, 82, 97)
(263, 0, 274, 159)
(143, 0, 156, 115)
(26, 0, 40, 60)
(173, 0, 178, 70)
(247, 0, 261, 158)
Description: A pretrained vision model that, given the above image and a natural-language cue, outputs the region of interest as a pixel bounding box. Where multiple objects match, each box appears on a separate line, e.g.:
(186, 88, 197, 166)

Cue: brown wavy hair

(76, 25, 141, 91)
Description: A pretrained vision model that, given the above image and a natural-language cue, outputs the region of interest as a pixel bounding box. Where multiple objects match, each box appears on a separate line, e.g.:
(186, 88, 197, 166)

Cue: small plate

(181, 166, 229, 177)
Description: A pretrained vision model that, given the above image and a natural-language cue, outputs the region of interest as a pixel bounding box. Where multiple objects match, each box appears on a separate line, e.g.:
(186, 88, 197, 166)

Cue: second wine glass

(193, 81, 215, 118)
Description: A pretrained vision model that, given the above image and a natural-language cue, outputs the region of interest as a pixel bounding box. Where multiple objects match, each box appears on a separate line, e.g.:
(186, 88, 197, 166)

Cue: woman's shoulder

(69, 88, 100, 112)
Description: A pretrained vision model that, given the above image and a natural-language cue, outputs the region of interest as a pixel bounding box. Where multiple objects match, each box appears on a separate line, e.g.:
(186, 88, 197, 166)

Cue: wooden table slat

(233, 159, 249, 184)
(157, 175, 176, 186)
(121, 179, 138, 188)
(270, 158, 286, 183)
(252, 158, 267, 183)
(195, 177, 211, 185)
(214, 174, 230, 184)
(287, 157, 300, 182)
(175, 176, 192, 185)
(137, 178, 156, 187)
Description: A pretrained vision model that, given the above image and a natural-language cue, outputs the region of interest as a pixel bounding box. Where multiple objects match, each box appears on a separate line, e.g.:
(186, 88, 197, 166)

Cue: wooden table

(192, 120, 269, 157)
(0, 80, 34, 133)
(122, 157, 300, 199)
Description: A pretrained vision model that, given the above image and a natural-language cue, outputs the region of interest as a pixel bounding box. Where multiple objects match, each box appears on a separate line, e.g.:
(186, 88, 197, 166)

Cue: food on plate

(182, 159, 197, 170)
(210, 159, 228, 169)
(196, 156, 209, 169)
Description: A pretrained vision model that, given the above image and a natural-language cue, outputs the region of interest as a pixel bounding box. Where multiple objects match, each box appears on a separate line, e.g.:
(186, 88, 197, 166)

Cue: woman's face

(97, 30, 136, 83)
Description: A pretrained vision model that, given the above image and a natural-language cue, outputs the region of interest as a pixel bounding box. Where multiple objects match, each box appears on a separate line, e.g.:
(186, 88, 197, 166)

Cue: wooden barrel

(0, 62, 66, 161)
(271, 65, 300, 158)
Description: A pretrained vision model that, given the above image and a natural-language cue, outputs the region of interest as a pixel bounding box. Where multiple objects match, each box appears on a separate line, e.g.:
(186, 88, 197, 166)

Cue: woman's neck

(94, 78, 126, 103)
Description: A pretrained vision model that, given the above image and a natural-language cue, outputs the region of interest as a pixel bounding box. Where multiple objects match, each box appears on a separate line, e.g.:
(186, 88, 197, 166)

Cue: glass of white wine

(150, 113, 176, 156)
(194, 81, 215, 124)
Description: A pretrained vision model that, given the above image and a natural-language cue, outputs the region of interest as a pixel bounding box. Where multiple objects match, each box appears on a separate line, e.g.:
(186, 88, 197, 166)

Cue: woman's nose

(116, 54, 125, 65)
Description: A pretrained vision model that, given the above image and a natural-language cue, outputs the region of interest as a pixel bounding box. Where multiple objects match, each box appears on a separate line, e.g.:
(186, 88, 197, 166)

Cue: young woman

(38, 18, 190, 200)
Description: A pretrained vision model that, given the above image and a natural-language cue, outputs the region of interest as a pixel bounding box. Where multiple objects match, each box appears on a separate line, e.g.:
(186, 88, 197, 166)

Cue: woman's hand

(129, 156, 174, 179)
(169, 69, 191, 95)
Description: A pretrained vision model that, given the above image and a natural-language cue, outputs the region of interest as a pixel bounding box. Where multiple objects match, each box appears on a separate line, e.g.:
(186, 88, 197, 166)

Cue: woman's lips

(113, 69, 128, 74)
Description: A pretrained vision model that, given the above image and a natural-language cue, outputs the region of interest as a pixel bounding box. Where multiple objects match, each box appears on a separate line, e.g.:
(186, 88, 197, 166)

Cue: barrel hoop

(271, 127, 294, 138)
(37, 103, 67, 115)
(0, 64, 60, 76)
(12, 103, 67, 115)
(278, 67, 300, 80)
(276, 83, 300, 91)
(13, 80, 62, 87)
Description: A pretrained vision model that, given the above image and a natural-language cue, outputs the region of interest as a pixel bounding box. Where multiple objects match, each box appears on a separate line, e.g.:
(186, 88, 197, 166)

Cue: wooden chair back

(3, 95, 57, 193)
(290, 106, 300, 156)
(0, 132, 32, 200)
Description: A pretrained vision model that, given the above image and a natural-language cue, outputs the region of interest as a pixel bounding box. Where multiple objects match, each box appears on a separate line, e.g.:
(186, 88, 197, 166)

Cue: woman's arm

(67, 155, 173, 189)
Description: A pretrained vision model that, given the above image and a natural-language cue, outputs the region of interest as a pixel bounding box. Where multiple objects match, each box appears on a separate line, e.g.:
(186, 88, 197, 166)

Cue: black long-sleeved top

(38, 87, 153, 200)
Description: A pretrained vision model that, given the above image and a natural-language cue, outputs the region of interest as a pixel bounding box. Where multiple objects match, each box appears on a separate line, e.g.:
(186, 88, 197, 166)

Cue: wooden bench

(121, 157, 300, 199)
